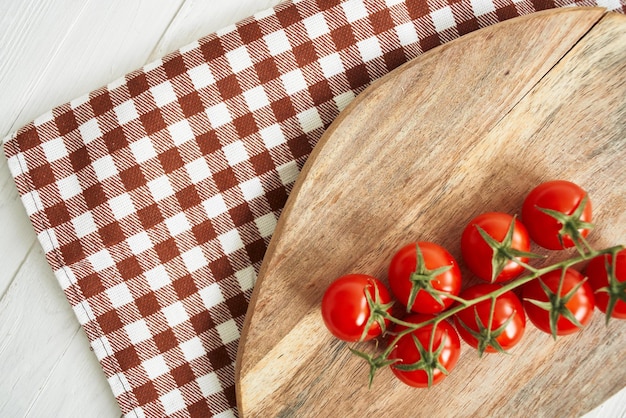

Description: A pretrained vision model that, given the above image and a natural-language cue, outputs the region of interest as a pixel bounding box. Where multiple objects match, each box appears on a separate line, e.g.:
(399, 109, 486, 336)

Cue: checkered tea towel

(4, 0, 625, 416)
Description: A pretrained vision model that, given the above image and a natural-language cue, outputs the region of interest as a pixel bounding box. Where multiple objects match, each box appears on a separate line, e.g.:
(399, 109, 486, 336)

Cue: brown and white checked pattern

(4, 0, 625, 416)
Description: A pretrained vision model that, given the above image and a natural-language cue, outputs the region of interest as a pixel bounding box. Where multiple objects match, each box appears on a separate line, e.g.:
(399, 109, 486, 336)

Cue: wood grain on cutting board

(236, 8, 626, 418)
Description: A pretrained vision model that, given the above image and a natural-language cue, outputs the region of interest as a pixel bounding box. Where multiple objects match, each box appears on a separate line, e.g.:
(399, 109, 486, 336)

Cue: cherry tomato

(453, 283, 525, 355)
(389, 314, 461, 387)
(522, 180, 592, 250)
(522, 268, 595, 336)
(461, 212, 531, 283)
(321, 274, 392, 342)
(388, 242, 462, 314)
(585, 249, 626, 320)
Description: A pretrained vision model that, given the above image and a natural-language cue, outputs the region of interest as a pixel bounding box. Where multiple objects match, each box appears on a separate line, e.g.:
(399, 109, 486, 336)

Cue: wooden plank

(0, 245, 117, 416)
(23, 327, 122, 417)
(236, 9, 626, 417)
(586, 390, 626, 417)
(0, 159, 37, 298)
(1, 0, 186, 137)
(0, 0, 88, 137)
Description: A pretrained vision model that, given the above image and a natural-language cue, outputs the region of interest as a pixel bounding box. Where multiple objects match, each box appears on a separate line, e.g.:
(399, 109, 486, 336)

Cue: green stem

(430, 290, 470, 306)
(383, 313, 430, 329)
(510, 257, 540, 275)
(487, 297, 497, 335)
(578, 235, 595, 256)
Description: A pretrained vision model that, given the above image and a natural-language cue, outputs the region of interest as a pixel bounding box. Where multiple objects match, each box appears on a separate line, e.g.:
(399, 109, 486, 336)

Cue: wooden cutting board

(235, 8, 626, 417)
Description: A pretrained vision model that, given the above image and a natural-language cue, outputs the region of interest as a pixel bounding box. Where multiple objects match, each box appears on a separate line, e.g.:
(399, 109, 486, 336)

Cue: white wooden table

(0, 1, 624, 416)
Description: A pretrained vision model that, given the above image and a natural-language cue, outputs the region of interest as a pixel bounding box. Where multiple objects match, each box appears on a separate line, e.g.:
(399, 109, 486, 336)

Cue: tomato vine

(320, 181, 625, 388)
(353, 243, 622, 385)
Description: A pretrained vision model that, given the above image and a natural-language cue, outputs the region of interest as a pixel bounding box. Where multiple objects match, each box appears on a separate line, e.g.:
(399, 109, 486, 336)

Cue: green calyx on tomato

(406, 243, 453, 311)
(535, 193, 594, 254)
(388, 242, 462, 314)
(473, 214, 542, 283)
(523, 268, 594, 339)
(522, 180, 593, 251)
(389, 315, 461, 388)
(392, 331, 452, 388)
(453, 283, 526, 357)
(456, 304, 516, 356)
(585, 249, 626, 324)
(596, 269, 626, 325)
(321, 274, 393, 343)
(459, 311, 513, 357)
(361, 280, 395, 342)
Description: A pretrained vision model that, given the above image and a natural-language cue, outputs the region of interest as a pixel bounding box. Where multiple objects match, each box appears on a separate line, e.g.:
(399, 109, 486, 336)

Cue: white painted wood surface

(0, 1, 623, 417)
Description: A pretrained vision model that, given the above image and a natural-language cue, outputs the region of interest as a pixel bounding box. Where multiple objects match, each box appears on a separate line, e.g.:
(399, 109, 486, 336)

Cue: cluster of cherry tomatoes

(321, 180, 625, 388)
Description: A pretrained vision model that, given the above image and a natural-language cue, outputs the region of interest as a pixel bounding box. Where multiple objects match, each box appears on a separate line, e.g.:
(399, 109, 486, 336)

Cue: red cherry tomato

(461, 212, 531, 283)
(453, 283, 526, 354)
(522, 268, 595, 336)
(388, 242, 462, 314)
(389, 314, 461, 388)
(321, 274, 392, 342)
(522, 180, 592, 250)
(585, 249, 626, 320)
